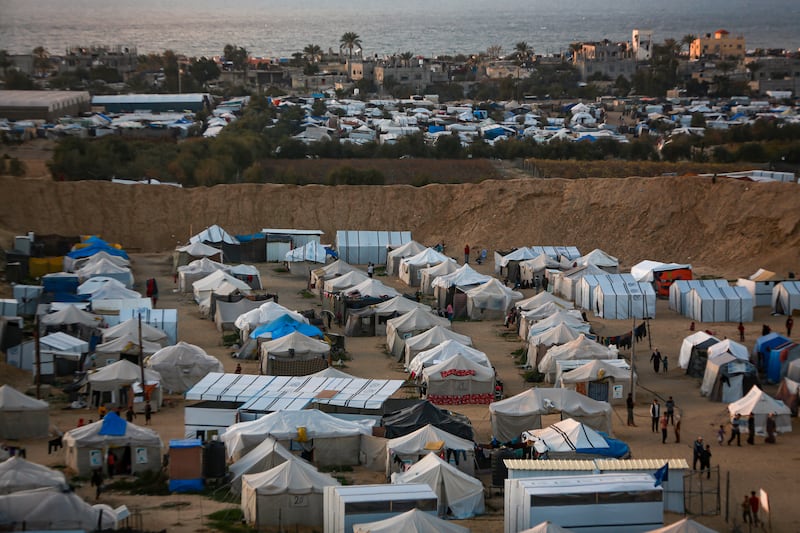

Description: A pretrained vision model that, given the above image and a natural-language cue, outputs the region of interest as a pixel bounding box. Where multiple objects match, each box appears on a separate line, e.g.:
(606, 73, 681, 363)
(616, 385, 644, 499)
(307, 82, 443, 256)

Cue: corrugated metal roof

(92, 93, 208, 104)
(261, 228, 324, 236)
(504, 459, 595, 470)
(505, 458, 689, 471)
(596, 458, 689, 470)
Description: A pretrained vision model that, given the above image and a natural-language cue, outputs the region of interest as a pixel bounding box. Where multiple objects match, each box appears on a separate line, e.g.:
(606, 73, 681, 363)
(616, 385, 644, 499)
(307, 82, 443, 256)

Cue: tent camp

(464, 278, 523, 320)
(489, 388, 613, 443)
(391, 452, 484, 519)
(310, 260, 359, 292)
(221, 409, 374, 465)
(63, 413, 163, 476)
(345, 296, 431, 337)
(422, 353, 495, 405)
(728, 386, 792, 435)
(399, 248, 450, 286)
(0, 487, 118, 531)
(386, 240, 426, 276)
(403, 326, 472, 368)
(101, 317, 168, 345)
(229, 437, 296, 493)
(259, 331, 331, 375)
(521, 418, 629, 459)
(147, 342, 223, 393)
(0, 457, 67, 494)
(678, 332, 720, 378)
(0, 385, 49, 439)
(386, 424, 476, 476)
(87, 358, 163, 411)
(772, 281, 800, 315)
(700, 354, 759, 402)
(420, 259, 459, 295)
(382, 401, 474, 441)
(386, 308, 451, 358)
(559, 359, 634, 405)
(592, 275, 656, 320)
(177, 257, 228, 292)
(241, 456, 339, 529)
(409, 339, 489, 376)
(538, 335, 618, 380)
(352, 508, 469, 533)
(775, 377, 800, 416)
(631, 260, 692, 297)
(525, 322, 584, 369)
(645, 518, 719, 533)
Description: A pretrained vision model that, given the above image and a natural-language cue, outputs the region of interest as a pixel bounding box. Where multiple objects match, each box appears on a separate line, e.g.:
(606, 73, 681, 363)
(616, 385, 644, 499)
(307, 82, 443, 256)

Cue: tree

(303, 44, 322, 63)
(339, 32, 362, 59)
(0, 50, 11, 76)
(514, 41, 532, 65)
(32, 46, 50, 77)
(223, 44, 249, 71)
(190, 57, 221, 87)
(399, 51, 414, 68)
(681, 34, 696, 55)
(486, 44, 503, 59)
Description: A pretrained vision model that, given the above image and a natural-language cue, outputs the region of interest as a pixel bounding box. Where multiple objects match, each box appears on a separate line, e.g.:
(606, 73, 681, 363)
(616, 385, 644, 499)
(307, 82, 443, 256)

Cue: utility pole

(630, 316, 636, 402)
(138, 313, 146, 403)
(34, 314, 41, 399)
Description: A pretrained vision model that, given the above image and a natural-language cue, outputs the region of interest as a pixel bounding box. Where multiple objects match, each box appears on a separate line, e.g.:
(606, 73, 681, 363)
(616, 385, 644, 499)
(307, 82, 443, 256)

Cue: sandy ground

(5, 252, 800, 533)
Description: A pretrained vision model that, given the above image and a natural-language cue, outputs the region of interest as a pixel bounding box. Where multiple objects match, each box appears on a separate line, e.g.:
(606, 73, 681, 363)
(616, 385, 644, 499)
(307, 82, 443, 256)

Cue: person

(91, 468, 103, 501)
(650, 349, 661, 373)
(125, 407, 136, 423)
(689, 321, 695, 332)
(674, 414, 681, 443)
(747, 414, 755, 445)
(626, 393, 636, 426)
(144, 401, 152, 425)
(542, 276, 549, 293)
(765, 412, 777, 443)
(717, 424, 725, 445)
(98, 404, 107, 420)
(661, 354, 668, 373)
(650, 400, 660, 433)
(107, 451, 116, 479)
(787, 316, 794, 336)
(692, 436, 704, 470)
(738, 321, 745, 342)
(235, 363, 242, 374)
(749, 491, 760, 525)
(464, 244, 470, 264)
(146, 278, 159, 307)
(700, 444, 712, 479)
(446, 303, 454, 322)
(665, 396, 675, 425)
(742, 494, 753, 524)
(660, 414, 668, 444)
(367, 262, 374, 278)
(728, 413, 742, 446)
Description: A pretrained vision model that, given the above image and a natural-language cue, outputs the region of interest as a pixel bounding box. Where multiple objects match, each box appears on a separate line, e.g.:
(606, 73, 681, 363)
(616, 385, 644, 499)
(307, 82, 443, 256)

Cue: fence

(683, 466, 721, 516)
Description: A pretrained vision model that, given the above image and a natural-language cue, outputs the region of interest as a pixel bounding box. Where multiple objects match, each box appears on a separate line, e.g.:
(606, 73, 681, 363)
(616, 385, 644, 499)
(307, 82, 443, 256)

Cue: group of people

(692, 436, 713, 478)
(725, 412, 779, 446)
(650, 348, 668, 373)
(649, 397, 679, 444)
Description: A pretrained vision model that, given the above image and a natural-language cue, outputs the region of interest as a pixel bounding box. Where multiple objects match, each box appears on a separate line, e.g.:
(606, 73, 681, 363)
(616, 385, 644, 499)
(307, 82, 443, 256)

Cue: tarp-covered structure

(464, 278, 523, 320)
(229, 437, 295, 493)
(552, 264, 608, 302)
(386, 424, 475, 476)
(147, 342, 223, 393)
(538, 334, 618, 380)
(234, 301, 309, 341)
(343, 278, 401, 299)
(409, 339, 489, 376)
(386, 308, 451, 358)
(241, 456, 339, 529)
(669, 279, 729, 315)
(728, 386, 792, 435)
(352, 508, 469, 533)
(391, 452, 484, 519)
(422, 353, 495, 405)
(192, 269, 252, 305)
(259, 331, 331, 375)
(645, 518, 719, 533)
(177, 257, 228, 292)
(525, 310, 590, 341)
(753, 333, 800, 383)
(39, 304, 103, 334)
(323, 270, 370, 294)
(0, 385, 49, 439)
(0, 457, 67, 494)
(521, 418, 630, 459)
(403, 325, 472, 369)
(519, 254, 569, 287)
(489, 388, 613, 442)
(214, 297, 263, 331)
(386, 240, 426, 276)
(94, 331, 162, 364)
(382, 401, 474, 441)
(685, 285, 753, 323)
(345, 296, 431, 337)
(0, 487, 118, 531)
(285, 241, 330, 277)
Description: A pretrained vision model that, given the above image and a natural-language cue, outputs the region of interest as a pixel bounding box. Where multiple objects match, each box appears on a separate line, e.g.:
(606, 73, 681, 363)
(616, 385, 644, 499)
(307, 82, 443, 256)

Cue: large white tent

(386, 308, 451, 358)
(399, 248, 451, 286)
(234, 301, 309, 340)
(229, 437, 295, 493)
(94, 331, 163, 363)
(258, 331, 331, 374)
(386, 240, 426, 276)
(669, 279, 729, 315)
(538, 334, 618, 379)
(403, 325, 473, 368)
(101, 317, 168, 345)
(420, 259, 459, 295)
(525, 310, 590, 340)
(409, 339, 489, 376)
(174, 241, 223, 268)
(519, 254, 569, 287)
(343, 278, 401, 299)
(345, 296, 431, 337)
(87, 358, 163, 410)
(678, 332, 720, 370)
(422, 353, 495, 405)
(310, 260, 359, 291)
(432, 264, 492, 290)
(0, 385, 49, 439)
(525, 322, 584, 369)
(323, 269, 370, 293)
(386, 424, 475, 475)
(494, 247, 539, 274)
(285, 240, 328, 263)
(592, 276, 656, 320)
(577, 249, 619, 272)
(391, 452, 484, 519)
(192, 269, 251, 304)
(0, 457, 67, 494)
(39, 304, 102, 328)
(76, 258, 133, 288)
(147, 342, 223, 393)
(190, 224, 239, 245)
(552, 264, 609, 302)
(241, 456, 339, 529)
(728, 386, 792, 435)
(686, 285, 753, 323)
(521, 418, 614, 456)
(352, 508, 469, 533)
(464, 278, 523, 320)
(559, 359, 635, 404)
(177, 256, 228, 292)
(706, 339, 749, 362)
(700, 354, 759, 402)
(73, 249, 130, 271)
(0, 487, 118, 531)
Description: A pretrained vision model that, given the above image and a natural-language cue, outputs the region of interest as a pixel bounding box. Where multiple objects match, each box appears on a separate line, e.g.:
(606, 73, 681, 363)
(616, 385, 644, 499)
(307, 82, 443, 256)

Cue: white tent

(192, 269, 252, 304)
(631, 260, 692, 282)
(175, 241, 223, 260)
(259, 331, 331, 374)
(0, 457, 67, 494)
(409, 339, 489, 376)
(736, 269, 780, 307)
(645, 517, 719, 533)
(519, 254, 567, 286)
(386, 308, 451, 358)
(343, 278, 401, 299)
(310, 260, 359, 291)
(551, 264, 608, 302)
(420, 260, 459, 295)
(101, 317, 168, 345)
(593, 276, 656, 320)
(241, 457, 339, 529)
(0, 386, 49, 439)
(88, 282, 141, 301)
(400, 248, 451, 286)
(386, 424, 475, 475)
(323, 270, 370, 293)
(345, 296, 431, 337)
(706, 339, 749, 362)
(177, 256, 228, 292)
(519, 302, 580, 339)
(87, 358, 163, 410)
(526, 310, 590, 340)
(700, 354, 759, 402)
(229, 437, 296, 493)
(234, 301, 308, 338)
(73, 250, 130, 270)
(686, 285, 753, 323)
(489, 388, 613, 442)
(577, 249, 619, 273)
(386, 240, 426, 276)
(76, 258, 134, 288)
(494, 247, 538, 273)
(538, 335, 618, 379)
(422, 353, 495, 404)
(522, 418, 611, 455)
(40, 305, 102, 328)
(353, 508, 469, 533)
(285, 240, 328, 263)
(465, 278, 523, 320)
(772, 281, 800, 315)
(559, 359, 635, 404)
(525, 322, 584, 369)
(432, 263, 492, 290)
(404, 326, 473, 369)
(94, 331, 163, 362)
(517, 292, 574, 312)
(0, 487, 118, 531)
(190, 224, 239, 245)
(728, 386, 792, 435)
(678, 332, 720, 370)
(77, 276, 129, 297)
(391, 452, 484, 519)
(147, 342, 223, 393)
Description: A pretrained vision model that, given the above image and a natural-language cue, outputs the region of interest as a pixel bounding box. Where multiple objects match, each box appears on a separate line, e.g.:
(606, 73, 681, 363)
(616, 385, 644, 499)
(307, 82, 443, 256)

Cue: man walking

(692, 436, 704, 470)
(464, 244, 470, 264)
(660, 414, 668, 444)
(665, 396, 675, 425)
(626, 393, 636, 426)
(747, 414, 755, 445)
(787, 316, 794, 336)
(749, 491, 760, 526)
(650, 349, 661, 373)
(728, 413, 742, 446)
(650, 399, 661, 433)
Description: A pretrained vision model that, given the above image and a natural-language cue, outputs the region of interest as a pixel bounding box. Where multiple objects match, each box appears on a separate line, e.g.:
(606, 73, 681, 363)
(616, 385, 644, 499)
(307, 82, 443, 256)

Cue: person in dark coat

(765, 413, 777, 443)
(692, 436, 704, 470)
(650, 349, 661, 373)
(649, 400, 660, 433)
(747, 414, 755, 445)
(700, 444, 712, 479)
(626, 393, 636, 426)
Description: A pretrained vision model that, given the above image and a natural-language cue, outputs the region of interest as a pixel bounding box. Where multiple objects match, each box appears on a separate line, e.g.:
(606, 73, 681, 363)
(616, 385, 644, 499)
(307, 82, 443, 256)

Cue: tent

(420, 259, 459, 295)
(147, 342, 223, 393)
(519, 255, 569, 288)
(700, 354, 759, 402)
(525, 322, 584, 369)
(87, 358, 163, 410)
(519, 302, 579, 339)
(221, 409, 374, 465)
(192, 270, 251, 305)
(101, 317, 168, 345)
(386, 240, 426, 276)
(39, 304, 102, 329)
(728, 386, 792, 435)
(772, 281, 800, 315)
(464, 278, 523, 320)
(0, 457, 67, 494)
(559, 359, 634, 405)
(323, 270, 370, 294)
(753, 333, 799, 382)
(577, 249, 619, 273)
(87, 282, 141, 301)
(241, 456, 339, 529)
(538, 334, 618, 380)
(94, 331, 163, 364)
(174, 241, 223, 270)
(343, 278, 401, 299)
(73, 250, 130, 271)
(352, 508, 469, 533)
(669, 279, 729, 315)
(403, 325, 472, 369)
(285, 241, 330, 276)
(494, 247, 539, 280)
(631, 260, 692, 297)
(521, 418, 629, 459)
(345, 296, 431, 337)
(391, 452, 484, 519)
(489, 388, 613, 443)
(214, 297, 262, 331)
(593, 276, 656, 319)
(229, 437, 295, 493)
(335, 230, 412, 265)
(645, 518, 719, 533)
(177, 257, 228, 292)
(0, 385, 49, 439)
(775, 377, 800, 416)
(432, 263, 492, 294)
(0, 487, 118, 531)
(399, 248, 450, 286)
(249, 314, 322, 340)
(686, 285, 753, 323)
(190, 224, 239, 245)
(310, 260, 359, 292)
(386, 424, 475, 476)
(259, 331, 331, 375)
(63, 413, 163, 476)
(382, 401, 474, 441)
(422, 353, 495, 405)
(706, 339, 749, 362)
(736, 268, 781, 307)
(525, 310, 590, 340)
(678, 332, 720, 375)
(552, 264, 610, 302)
(76, 258, 134, 288)
(386, 308, 451, 358)
(234, 301, 308, 340)
(409, 339, 489, 376)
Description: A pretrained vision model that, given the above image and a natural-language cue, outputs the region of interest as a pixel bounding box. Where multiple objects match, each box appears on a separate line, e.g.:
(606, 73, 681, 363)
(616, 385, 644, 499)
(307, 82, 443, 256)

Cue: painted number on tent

(291, 495, 308, 507)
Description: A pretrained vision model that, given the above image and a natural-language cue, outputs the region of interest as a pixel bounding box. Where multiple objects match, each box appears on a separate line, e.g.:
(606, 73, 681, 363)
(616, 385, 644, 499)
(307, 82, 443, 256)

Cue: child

(717, 424, 725, 445)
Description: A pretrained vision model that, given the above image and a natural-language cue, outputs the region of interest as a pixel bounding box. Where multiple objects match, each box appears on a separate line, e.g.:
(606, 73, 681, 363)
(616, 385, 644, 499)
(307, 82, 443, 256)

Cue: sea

(1, 0, 799, 59)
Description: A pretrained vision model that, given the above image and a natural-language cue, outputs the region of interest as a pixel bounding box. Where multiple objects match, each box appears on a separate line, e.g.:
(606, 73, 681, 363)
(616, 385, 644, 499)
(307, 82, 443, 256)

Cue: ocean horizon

(1, 0, 799, 59)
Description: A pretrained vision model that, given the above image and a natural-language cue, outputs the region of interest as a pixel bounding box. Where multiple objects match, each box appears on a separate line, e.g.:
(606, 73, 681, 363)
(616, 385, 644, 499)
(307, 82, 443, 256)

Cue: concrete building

(374, 59, 449, 91)
(573, 41, 637, 81)
(690, 30, 746, 60)
(0, 90, 91, 121)
(632, 29, 654, 61)
(746, 56, 800, 96)
(59, 45, 138, 78)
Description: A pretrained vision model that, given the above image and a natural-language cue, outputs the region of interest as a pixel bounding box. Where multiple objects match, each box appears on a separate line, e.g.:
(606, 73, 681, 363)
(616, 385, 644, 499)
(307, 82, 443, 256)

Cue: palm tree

(399, 51, 414, 68)
(514, 41, 532, 65)
(32, 46, 50, 77)
(303, 44, 322, 64)
(681, 34, 696, 55)
(339, 32, 362, 59)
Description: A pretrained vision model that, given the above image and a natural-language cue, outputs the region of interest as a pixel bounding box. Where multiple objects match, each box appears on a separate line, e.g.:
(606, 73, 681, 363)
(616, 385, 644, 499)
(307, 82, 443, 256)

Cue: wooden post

(34, 314, 41, 399)
(138, 313, 146, 401)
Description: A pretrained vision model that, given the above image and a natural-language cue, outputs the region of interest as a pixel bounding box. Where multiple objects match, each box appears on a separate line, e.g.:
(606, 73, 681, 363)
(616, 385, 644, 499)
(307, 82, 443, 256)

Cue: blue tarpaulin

(169, 478, 204, 492)
(575, 433, 630, 458)
(67, 244, 129, 260)
(249, 314, 323, 340)
(98, 412, 127, 436)
(169, 438, 202, 448)
(42, 275, 80, 294)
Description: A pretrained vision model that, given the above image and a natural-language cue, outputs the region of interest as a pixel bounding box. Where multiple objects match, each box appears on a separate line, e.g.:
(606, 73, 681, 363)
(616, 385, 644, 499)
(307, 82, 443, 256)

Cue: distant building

(632, 29, 654, 61)
(347, 59, 376, 82)
(745, 56, 800, 96)
(59, 45, 138, 78)
(0, 90, 91, 121)
(572, 41, 637, 81)
(91, 93, 212, 114)
(690, 30, 746, 60)
(373, 58, 449, 91)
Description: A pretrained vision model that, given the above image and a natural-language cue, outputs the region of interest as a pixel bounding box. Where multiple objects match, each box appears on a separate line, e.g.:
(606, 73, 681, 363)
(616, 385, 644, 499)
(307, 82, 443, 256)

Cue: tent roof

(88, 283, 141, 301)
(520, 522, 574, 533)
(228, 437, 294, 489)
(78, 250, 130, 268)
(678, 332, 720, 368)
(190, 224, 239, 245)
(410, 339, 489, 375)
(176, 241, 222, 257)
(39, 305, 102, 327)
(0, 457, 67, 494)
(76, 258, 131, 276)
(63, 413, 162, 448)
(355, 295, 430, 317)
(386, 424, 473, 454)
(388, 240, 426, 259)
(242, 456, 340, 495)
(312, 259, 357, 279)
(528, 322, 583, 346)
(498, 247, 539, 267)
(421, 259, 459, 277)
(631, 260, 692, 282)
(95, 331, 162, 355)
(404, 325, 472, 353)
(431, 264, 492, 289)
(728, 386, 791, 417)
(520, 301, 571, 322)
(707, 339, 749, 361)
(561, 359, 632, 383)
(40, 331, 88, 353)
(645, 517, 719, 533)
(387, 307, 451, 333)
(324, 270, 370, 292)
(490, 388, 612, 418)
(749, 268, 778, 281)
(88, 359, 162, 390)
(353, 508, 469, 533)
(517, 292, 573, 312)
(193, 269, 251, 293)
(527, 311, 589, 339)
(343, 278, 401, 298)
(423, 353, 495, 382)
(77, 276, 127, 295)
(577, 248, 619, 268)
(101, 318, 167, 344)
(0, 385, 48, 410)
(235, 301, 308, 331)
(178, 256, 228, 274)
(539, 334, 616, 374)
(0, 487, 117, 530)
(465, 278, 523, 300)
(382, 401, 474, 441)
(259, 330, 330, 355)
(402, 248, 450, 267)
(285, 241, 328, 263)
(250, 315, 322, 340)
(522, 418, 609, 452)
(309, 367, 354, 379)
(147, 342, 223, 393)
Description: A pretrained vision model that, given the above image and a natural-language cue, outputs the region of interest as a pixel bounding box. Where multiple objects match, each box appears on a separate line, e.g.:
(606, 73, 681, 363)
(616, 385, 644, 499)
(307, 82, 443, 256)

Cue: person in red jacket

(464, 244, 470, 264)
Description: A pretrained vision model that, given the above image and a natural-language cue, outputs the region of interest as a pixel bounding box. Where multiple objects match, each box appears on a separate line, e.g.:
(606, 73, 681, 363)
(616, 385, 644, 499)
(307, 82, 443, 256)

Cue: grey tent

(0, 385, 49, 439)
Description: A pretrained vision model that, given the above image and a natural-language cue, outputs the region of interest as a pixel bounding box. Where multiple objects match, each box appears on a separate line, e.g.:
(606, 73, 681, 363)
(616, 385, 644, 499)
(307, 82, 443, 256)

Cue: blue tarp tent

(98, 412, 127, 436)
(249, 314, 323, 340)
(67, 244, 129, 260)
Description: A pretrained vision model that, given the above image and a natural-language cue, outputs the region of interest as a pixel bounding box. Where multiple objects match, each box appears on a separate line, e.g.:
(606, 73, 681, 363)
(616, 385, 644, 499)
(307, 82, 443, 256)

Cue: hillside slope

(0, 175, 797, 278)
